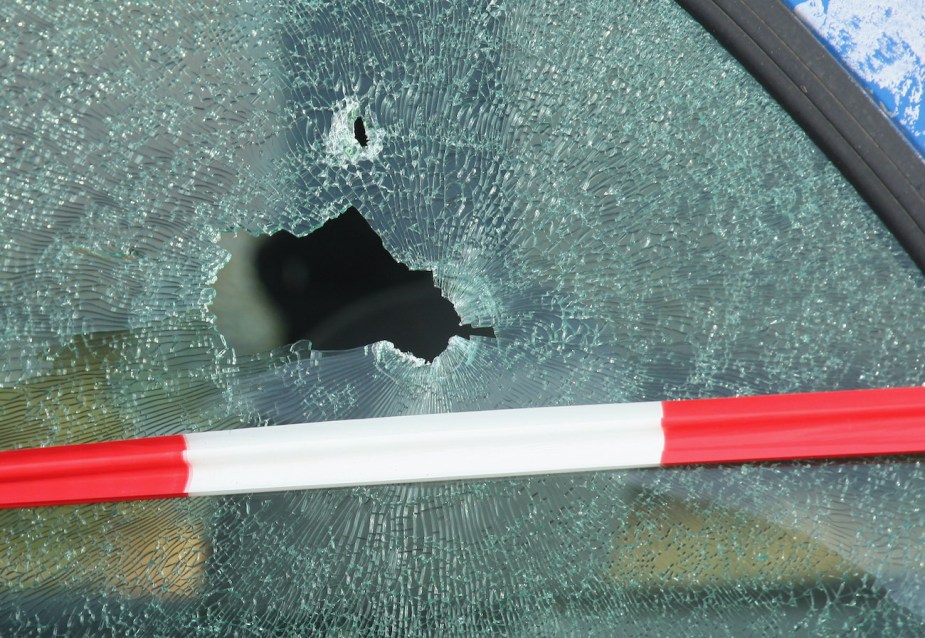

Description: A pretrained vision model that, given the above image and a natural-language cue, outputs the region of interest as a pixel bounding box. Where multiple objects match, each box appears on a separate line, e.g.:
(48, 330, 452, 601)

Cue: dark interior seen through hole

(353, 117, 368, 148)
(256, 207, 494, 362)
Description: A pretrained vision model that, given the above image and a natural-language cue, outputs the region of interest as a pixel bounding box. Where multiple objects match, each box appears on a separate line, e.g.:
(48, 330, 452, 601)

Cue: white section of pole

(183, 402, 665, 495)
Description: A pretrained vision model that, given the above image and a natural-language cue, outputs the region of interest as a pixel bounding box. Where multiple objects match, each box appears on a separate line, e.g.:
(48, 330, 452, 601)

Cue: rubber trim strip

(675, 0, 925, 273)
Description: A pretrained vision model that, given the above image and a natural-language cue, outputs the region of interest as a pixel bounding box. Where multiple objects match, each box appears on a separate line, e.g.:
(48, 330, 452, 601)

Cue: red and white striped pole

(2, 386, 925, 508)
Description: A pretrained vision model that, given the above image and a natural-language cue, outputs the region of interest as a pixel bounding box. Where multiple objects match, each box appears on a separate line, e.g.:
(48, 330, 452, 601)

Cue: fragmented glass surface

(2, 0, 925, 635)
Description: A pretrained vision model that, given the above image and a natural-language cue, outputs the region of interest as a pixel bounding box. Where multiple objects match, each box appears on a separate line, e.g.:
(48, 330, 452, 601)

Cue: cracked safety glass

(2, 1, 925, 635)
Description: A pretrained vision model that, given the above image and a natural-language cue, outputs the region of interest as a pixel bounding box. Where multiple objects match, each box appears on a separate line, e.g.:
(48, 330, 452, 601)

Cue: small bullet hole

(255, 207, 494, 362)
(353, 117, 369, 148)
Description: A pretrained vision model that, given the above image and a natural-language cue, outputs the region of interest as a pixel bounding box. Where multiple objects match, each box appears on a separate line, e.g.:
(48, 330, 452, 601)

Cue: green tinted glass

(2, 0, 924, 635)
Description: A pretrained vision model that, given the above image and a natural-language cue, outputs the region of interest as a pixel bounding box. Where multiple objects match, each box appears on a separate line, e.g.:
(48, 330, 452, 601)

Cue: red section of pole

(661, 386, 925, 465)
(0, 435, 190, 508)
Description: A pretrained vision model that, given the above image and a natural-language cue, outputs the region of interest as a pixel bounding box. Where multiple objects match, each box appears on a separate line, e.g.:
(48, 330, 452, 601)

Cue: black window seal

(676, 0, 925, 273)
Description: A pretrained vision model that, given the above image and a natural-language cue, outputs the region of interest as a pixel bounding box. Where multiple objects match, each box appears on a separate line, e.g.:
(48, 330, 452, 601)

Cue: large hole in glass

(212, 207, 494, 361)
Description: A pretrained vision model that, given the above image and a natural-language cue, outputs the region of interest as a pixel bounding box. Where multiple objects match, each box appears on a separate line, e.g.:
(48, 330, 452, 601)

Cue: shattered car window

(2, 0, 925, 635)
